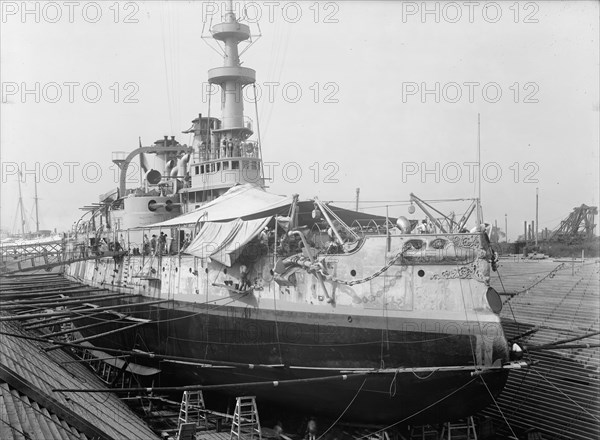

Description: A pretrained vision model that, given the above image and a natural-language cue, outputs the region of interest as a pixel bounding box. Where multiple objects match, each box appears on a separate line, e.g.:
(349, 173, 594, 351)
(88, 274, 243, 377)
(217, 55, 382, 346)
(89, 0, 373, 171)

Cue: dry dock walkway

(484, 258, 600, 440)
(0, 273, 159, 440)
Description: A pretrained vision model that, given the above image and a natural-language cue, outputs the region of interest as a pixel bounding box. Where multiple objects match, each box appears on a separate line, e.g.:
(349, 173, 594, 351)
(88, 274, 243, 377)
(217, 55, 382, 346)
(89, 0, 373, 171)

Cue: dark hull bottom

(74, 299, 509, 424)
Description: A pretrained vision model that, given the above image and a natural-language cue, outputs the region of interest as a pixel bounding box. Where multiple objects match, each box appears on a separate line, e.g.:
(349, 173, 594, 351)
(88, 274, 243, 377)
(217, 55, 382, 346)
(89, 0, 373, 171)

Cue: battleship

(56, 4, 524, 424)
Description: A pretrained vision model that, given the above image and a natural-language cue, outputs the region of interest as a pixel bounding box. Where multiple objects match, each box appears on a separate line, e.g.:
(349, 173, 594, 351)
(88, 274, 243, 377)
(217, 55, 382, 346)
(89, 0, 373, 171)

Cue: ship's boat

(61, 5, 523, 424)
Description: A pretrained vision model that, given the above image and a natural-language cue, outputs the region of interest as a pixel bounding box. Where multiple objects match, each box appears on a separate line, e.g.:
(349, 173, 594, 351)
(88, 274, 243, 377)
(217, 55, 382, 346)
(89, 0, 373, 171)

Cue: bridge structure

(0, 238, 65, 274)
(549, 204, 598, 243)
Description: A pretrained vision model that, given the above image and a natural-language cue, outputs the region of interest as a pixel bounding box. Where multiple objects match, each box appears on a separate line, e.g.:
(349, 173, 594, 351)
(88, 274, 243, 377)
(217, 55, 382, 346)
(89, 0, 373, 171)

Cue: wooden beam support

(42, 317, 127, 339)
(23, 310, 113, 330)
(2, 293, 128, 310)
(0, 299, 172, 322)
(45, 321, 151, 351)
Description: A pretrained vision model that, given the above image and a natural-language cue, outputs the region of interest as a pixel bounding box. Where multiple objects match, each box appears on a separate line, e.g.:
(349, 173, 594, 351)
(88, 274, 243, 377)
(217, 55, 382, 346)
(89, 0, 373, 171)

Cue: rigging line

(167, 335, 459, 347)
(496, 267, 523, 341)
(332, 198, 476, 204)
(316, 377, 368, 440)
(529, 366, 600, 422)
(261, 21, 291, 137)
(174, 6, 182, 126)
(479, 375, 519, 439)
(258, 21, 278, 132)
(508, 263, 564, 296)
(200, 12, 226, 57)
(453, 246, 478, 367)
(389, 370, 398, 397)
(495, 269, 566, 278)
(253, 83, 264, 180)
(411, 369, 437, 380)
(505, 367, 533, 419)
(160, 4, 174, 133)
(147, 296, 241, 325)
(465, 261, 489, 365)
(355, 377, 479, 439)
(60, 297, 233, 325)
(379, 245, 385, 368)
(272, 285, 283, 364)
(539, 269, 588, 329)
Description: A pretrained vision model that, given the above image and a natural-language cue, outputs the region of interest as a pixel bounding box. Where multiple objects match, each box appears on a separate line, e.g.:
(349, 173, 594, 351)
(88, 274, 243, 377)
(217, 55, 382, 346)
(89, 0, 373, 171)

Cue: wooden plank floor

(484, 259, 600, 439)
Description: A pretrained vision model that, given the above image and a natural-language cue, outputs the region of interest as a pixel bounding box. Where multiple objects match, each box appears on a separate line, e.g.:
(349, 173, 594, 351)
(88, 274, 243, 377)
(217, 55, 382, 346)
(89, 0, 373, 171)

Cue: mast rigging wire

(480, 375, 519, 438)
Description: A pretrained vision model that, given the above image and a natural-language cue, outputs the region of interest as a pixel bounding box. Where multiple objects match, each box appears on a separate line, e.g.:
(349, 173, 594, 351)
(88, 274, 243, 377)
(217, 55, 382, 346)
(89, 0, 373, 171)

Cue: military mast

(183, 1, 264, 210)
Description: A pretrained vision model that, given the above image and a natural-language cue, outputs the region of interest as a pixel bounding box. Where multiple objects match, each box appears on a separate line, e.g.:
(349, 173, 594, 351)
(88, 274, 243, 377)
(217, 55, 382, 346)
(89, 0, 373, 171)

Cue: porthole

(418, 269, 425, 277)
(350, 269, 357, 277)
(223, 268, 228, 275)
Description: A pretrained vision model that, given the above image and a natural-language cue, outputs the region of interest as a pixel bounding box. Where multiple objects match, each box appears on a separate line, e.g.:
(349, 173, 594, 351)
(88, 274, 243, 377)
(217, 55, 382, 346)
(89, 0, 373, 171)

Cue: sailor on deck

(415, 220, 430, 234)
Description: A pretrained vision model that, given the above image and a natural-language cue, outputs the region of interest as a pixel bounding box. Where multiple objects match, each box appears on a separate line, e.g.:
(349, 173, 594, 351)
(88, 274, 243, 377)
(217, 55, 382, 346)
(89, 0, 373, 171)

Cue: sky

(1, 0, 598, 241)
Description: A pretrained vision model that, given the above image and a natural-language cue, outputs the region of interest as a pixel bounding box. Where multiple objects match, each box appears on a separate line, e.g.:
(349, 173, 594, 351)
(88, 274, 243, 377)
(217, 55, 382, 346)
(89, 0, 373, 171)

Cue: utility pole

(16, 170, 26, 236)
(34, 179, 40, 233)
(355, 188, 360, 211)
(535, 187, 539, 246)
(505, 213, 508, 242)
(477, 113, 482, 226)
(494, 219, 498, 243)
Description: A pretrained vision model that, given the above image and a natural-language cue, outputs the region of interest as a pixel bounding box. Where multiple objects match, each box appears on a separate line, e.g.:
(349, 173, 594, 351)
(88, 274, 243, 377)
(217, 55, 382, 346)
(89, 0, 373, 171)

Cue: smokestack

(164, 135, 168, 146)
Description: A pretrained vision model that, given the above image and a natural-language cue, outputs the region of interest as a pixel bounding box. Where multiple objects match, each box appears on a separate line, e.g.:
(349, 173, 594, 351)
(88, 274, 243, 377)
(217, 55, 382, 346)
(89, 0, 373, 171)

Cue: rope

(316, 377, 367, 440)
(272, 287, 283, 364)
(452, 247, 479, 368)
(354, 378, 479, 439)
(479, 375, 519, 438)
(510, 263, 565, 296)
(389, 370, 398, 397)
(498, 266, 523, 340)
(530, 366, 599, 422)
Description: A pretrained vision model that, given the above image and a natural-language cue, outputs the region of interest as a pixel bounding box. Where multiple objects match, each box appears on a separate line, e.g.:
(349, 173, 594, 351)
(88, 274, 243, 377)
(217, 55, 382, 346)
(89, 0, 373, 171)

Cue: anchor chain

(320, 249, 406, 286)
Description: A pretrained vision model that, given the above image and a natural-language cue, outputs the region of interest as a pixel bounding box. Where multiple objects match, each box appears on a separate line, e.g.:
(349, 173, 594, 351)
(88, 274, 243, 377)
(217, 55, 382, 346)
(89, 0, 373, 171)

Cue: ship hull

(72, 296, 509, 424)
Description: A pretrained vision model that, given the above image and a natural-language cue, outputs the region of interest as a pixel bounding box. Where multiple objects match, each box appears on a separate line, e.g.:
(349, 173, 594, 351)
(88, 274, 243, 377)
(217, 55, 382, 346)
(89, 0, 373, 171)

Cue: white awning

(185, 216, 271, 266)
(148, 184, 292, 227)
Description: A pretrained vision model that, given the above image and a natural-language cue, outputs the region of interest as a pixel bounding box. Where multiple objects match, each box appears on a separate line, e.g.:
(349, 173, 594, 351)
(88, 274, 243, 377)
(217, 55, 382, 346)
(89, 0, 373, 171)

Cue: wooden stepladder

(440, 416, 478, 440)
(178, 390, 208, 431)
(230, 396, 261, 440)
(409, 424, 439, 440)
(366, 430, 390, 440)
